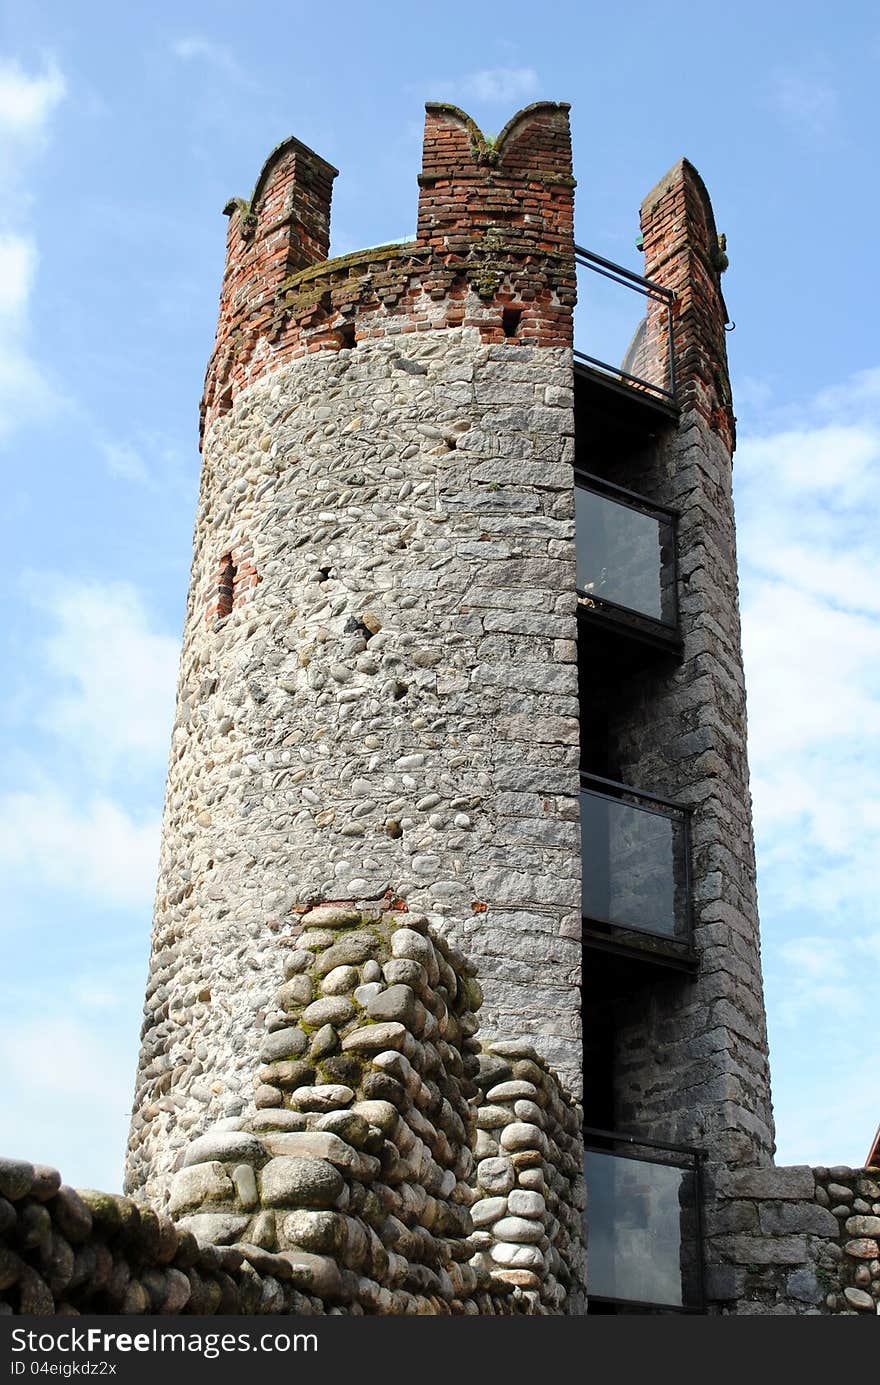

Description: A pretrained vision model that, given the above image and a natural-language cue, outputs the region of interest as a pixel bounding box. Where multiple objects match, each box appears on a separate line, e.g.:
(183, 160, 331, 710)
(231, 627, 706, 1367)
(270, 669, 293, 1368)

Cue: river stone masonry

(160, 904, 585, 1314)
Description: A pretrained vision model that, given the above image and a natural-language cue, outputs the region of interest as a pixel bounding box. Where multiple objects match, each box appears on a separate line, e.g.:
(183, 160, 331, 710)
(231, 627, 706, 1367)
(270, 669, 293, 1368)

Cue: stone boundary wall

(707, 1163, 880, 1314)
(0, 1156, 331, 1317)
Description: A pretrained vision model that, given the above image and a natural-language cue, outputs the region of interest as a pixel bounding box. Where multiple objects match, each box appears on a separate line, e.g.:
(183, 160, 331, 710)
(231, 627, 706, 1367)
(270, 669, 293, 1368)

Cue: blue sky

(0, 0, 877, 1190)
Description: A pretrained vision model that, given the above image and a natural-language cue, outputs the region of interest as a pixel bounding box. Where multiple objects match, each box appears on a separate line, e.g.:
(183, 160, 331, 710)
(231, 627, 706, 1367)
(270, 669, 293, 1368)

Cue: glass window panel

(585, 1150, 699, 1308)
(581, 789, 687, 939)
(575, 486, 675, 625)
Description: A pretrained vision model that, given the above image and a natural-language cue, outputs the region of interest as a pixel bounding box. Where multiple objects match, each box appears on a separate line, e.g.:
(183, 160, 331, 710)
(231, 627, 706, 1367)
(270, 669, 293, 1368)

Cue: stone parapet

(707, 1163, 880, 1314)
(0, 1155, 329, 1316)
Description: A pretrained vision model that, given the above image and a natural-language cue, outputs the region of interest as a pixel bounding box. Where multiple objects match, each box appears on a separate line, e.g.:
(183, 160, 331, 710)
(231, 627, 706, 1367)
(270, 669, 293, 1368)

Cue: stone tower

(125, 101, 778, 1313)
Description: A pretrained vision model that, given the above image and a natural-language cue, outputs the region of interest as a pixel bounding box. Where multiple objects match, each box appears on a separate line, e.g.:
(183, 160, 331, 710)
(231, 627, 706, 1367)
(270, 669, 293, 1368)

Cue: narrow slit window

(217, 553, 236, 619)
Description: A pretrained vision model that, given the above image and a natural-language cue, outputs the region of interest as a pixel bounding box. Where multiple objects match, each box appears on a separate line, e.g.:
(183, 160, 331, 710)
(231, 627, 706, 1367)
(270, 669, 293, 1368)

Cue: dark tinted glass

(575, 486, 675, 625)
(580, 788, 687, 939)
(585, 1150, 700, 1308)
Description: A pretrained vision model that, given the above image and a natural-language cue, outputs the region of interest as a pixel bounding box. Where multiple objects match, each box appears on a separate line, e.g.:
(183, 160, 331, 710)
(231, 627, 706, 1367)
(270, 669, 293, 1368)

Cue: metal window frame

(579, 772, 694, 946)
(574, 471, 681, 634)
(583, 1126, 707, 1313)
(574, 244, 677, 405)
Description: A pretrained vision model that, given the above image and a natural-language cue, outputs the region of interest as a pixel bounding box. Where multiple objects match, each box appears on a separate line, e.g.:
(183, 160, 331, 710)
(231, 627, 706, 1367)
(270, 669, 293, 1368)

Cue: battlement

(201, 102, 578, 438)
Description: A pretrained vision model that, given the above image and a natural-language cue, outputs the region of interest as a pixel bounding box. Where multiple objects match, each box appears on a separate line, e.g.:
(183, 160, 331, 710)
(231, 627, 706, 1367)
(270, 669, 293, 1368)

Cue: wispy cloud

(767, 67, 839, 144)
(0, 56, 66, 148)
(0, 59, 66, 439)
(27, 576, 179, 777)
(429, 66, 540, 109)
(736, 366, 880, 1033)
(776, 932, 880, 1025)
(0, 786, 160, 910)
(171, 36, 243, 79)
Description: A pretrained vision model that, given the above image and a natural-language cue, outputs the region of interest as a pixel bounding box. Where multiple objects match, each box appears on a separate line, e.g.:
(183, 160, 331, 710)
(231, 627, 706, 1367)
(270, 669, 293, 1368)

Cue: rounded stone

(342, 1022, 406, 1053)
(491, 1215, 544, 1244)
(499, 1122, 547, 1154)
(845, 1216, 880, 1237)
(287, 1084, 355, 1112)
(321, 966, 359, 995)
(282, 1209, 346, 1254)
(277, 974, 314, 1009)
(508, 1189, 546, 1219)
(476, 1157, 515, 1195)
(382, 959, 426, 989)
(844, 1238, 879, 1259)
(516, 1168, 546, 1193)
(0, 1158, 34, 1202)
(182, 1131, 267, 1169)
(353, 982, 383, 1006)
(513, 1099, 545, 1126)
(301, 996, 355, 1028)
(390, 928, 434, 967)
(486, 1081, 540, 1103)
(315, 934, 379, 975)
(843, 1285, 875, 1311)
(490, 1242, 545, 1270)
(471, 1196, 508, 1227)
(260, 1157, 345, 1208)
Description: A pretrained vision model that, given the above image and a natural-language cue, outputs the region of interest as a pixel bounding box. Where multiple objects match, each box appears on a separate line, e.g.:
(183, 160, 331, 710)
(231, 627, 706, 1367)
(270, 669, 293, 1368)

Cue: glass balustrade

(584, 1131, 704, 1312)
(575, 478, 678, 631)
(580, 774, 692, 944)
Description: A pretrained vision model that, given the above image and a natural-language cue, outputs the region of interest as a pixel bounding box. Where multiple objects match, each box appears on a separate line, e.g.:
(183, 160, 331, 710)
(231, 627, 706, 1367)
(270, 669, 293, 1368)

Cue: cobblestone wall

(707, 1163, 880, 1314)
(469, 1044, 586, 1312)
(0, 1155, 333, 1316)
(161, 905, 585, 1314)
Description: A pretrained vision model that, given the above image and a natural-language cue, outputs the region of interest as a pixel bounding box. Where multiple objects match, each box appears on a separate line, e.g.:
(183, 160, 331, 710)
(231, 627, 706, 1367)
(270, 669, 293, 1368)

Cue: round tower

(126, 103, 581, 1206)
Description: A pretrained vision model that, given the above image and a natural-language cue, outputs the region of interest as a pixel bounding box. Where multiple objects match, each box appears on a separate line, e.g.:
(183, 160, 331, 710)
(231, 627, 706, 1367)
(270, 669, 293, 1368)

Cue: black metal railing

(583, 1127, 706, 1312)
(574, 245, 676, 405)
(575, 471, 679, 634)
(580, 772, 693, 945)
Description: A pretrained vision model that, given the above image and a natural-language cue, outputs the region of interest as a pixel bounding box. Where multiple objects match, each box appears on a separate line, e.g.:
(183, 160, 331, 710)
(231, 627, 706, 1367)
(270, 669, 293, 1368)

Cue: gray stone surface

(126, 333, 579, 1208)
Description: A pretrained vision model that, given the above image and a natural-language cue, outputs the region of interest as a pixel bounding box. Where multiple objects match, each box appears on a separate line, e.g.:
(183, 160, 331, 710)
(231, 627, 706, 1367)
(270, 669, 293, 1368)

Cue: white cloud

(736, 366, 880, 1160)
(0, 231, 37, 323)
(101, 439, 150, 485)
(768, 68, 839, 143)
(30, 577, 179, 777)
(775, 932, 879, 1025)
(431, 66, 540, 108)
(0, 231, 57, 439)
(0, 787, 160, 909)
(0, 59, 66, 440)
(0, 57, 65, 144)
